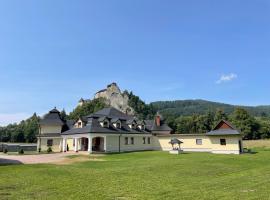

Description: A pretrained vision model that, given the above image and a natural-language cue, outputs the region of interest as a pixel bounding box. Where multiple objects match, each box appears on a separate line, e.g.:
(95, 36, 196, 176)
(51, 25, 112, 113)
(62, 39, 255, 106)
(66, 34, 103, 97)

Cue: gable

(215, 121, 233, 130)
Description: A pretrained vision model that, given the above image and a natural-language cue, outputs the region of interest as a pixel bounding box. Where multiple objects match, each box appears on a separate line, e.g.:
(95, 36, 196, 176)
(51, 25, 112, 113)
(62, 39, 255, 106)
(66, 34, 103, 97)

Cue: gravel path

(0, 152, 81, 164)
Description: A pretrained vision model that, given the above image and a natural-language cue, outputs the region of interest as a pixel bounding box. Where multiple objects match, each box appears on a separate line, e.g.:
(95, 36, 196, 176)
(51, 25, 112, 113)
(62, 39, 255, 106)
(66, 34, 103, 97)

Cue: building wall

(105, 134, 154, 153)
(208, 135, 242, 154)
(40, 125, 62, 134)
(48, 133, 241, 155)
(67, 138, 74, 151)
(40, 137, 62, 152)
(154, 135, 242, 154)
(106, 135, 120, 152)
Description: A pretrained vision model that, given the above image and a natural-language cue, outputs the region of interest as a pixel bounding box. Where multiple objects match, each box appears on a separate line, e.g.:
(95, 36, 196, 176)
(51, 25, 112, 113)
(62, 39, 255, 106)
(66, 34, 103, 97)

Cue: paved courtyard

(0, 152, 86, 164)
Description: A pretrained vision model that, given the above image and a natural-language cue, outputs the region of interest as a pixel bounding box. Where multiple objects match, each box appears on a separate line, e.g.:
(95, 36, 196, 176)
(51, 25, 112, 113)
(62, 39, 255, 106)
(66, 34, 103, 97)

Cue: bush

(47, 147, 52, 153)
(3, 148, 8, 154)
(38, 148, 41, 153)
(19, 149, 24, 155)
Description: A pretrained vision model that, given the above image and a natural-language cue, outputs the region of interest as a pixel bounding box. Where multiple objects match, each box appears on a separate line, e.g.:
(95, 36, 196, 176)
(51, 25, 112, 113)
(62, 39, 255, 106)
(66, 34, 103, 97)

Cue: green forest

(1, 93, 270, 143)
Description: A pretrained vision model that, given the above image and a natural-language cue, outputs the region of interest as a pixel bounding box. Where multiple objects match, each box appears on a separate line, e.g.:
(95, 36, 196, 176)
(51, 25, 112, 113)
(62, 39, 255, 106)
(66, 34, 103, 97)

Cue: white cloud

(216, 73, 238, 84)
(0, 113, 31, 126)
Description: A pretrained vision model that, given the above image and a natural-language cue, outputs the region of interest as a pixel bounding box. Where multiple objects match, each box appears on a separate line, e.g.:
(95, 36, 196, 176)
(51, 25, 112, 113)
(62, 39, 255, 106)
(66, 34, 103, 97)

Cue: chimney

(155, 115, 161, 126)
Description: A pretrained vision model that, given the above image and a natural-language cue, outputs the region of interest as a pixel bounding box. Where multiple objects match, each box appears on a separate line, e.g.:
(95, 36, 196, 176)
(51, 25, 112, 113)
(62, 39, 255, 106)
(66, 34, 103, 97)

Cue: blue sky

(0, 0, 269, 125)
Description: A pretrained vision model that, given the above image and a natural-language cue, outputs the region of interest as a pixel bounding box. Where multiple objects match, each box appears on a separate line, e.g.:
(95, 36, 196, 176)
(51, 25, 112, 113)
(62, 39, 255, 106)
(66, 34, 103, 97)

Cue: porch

(61, 135, 107, 153)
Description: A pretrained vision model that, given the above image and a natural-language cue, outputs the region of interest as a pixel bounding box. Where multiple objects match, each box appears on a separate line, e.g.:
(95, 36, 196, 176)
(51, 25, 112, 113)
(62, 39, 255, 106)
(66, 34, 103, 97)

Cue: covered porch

(61, 134, 107, 153)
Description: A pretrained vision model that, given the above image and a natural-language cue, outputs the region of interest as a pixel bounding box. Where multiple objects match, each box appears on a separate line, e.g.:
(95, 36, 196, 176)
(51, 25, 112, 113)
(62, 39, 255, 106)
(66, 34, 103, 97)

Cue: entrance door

(81, 138, 89, 151)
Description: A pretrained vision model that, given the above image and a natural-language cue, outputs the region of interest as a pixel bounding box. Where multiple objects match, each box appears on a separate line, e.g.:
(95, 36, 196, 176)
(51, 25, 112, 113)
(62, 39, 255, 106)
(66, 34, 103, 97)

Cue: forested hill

(151, 99, 270, 117)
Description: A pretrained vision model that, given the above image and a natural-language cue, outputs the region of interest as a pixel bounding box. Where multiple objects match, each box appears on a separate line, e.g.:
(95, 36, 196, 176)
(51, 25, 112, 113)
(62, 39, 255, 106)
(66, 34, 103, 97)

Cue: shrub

(19, 149, 24, 155)
(3, 148, 8, 154)
(38, 148, 41, 153)
(47, 147, 53, 153)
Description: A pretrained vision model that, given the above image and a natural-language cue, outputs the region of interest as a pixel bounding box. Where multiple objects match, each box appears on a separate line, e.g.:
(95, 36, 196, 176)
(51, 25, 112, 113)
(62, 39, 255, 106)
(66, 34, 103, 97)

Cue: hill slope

(151, 99, 270, 117)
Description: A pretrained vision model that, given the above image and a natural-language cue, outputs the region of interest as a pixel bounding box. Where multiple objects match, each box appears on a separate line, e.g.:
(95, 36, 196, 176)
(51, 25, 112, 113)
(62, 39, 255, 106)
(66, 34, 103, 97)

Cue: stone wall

(0, 143, 37, 152)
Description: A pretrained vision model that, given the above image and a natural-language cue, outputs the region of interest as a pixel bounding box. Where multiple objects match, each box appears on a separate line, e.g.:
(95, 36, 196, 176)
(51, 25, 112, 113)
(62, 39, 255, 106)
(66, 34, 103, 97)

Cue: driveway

(0, 152, 83, 164)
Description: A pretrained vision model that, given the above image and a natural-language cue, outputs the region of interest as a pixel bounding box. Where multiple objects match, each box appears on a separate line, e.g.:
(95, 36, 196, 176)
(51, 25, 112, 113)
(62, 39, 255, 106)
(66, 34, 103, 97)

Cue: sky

(0, 0, 269, 125)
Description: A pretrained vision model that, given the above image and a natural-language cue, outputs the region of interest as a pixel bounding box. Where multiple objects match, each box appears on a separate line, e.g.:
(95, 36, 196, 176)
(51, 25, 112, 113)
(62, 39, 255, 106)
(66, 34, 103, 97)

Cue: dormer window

(78, 122, 82, 128)
(141, 124, 145, 130)
(111, 118, 121, 129)
(137, 121, 145, 130)
(103, 120, 109, 128)
(112, 121, 121, 129)
(116, 122, 121, 129)
(127, 119, 137, 129)
(98, 117, 110, 128)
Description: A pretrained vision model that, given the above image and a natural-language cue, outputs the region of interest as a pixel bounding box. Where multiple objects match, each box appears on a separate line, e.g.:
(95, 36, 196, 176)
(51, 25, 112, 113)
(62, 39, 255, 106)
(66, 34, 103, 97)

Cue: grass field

(1, 148, 270, 200)
(244, 139, 270, 149)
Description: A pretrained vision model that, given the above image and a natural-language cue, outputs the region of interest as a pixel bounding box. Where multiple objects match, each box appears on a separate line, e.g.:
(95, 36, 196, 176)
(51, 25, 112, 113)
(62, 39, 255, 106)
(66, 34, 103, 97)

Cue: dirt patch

(52, 155, 105, 165)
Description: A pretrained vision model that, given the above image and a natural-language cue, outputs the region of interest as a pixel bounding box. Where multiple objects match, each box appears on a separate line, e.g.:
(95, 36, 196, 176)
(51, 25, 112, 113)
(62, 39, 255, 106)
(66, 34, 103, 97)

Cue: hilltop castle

(78, 83, 134, 115)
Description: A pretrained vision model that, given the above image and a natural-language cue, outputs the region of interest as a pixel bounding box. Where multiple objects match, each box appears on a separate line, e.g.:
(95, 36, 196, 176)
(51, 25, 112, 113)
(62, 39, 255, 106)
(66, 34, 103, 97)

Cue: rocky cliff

(79, 83, 134, 115)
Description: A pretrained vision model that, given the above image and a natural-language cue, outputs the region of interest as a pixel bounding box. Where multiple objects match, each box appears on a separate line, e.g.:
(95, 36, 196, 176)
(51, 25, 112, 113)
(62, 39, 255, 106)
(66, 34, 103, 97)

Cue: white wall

(154, 135, 242, 154)
(40, 125, 62, 134)
(106, 134, 154, 153)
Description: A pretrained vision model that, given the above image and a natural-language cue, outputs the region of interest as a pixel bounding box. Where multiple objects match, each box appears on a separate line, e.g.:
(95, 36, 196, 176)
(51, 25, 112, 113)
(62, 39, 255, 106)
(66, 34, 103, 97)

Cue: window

(116, 122, 121, 129)
(143, 137, 146, 144)
(78, 122, 82, 127)
(220, 139, 226, 145)
(132, 123, 136, 129)
(103, 121, 109, 128)
(196, 139, 202, 145)
(131, 137, 134, 145)
(147, 137, 151, 144)
(141, 125, 145, 130)
(47, 139, 53, 147)
(125, 137, 128, 145)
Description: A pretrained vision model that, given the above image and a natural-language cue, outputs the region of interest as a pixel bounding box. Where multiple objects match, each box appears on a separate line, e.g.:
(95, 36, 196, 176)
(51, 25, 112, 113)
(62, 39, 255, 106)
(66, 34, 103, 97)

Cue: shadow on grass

(0, 158, 23, 166)
(242, 148, 258, 154)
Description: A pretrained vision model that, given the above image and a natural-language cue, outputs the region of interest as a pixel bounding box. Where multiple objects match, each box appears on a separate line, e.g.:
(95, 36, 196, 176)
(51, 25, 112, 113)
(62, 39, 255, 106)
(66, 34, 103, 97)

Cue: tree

(230, 108, 258, 139)
(256, 118, 270, 139)
(24, 113, 40, 143)
(68, 98, 108, 120)
(60, 109, 68, 121)
(213, 109, 228, 127)
(127, 91, 156, 119)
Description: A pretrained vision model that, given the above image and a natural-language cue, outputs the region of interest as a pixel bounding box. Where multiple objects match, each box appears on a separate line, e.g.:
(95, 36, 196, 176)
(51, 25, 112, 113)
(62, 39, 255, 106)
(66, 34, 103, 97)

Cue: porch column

(104, 136, 107, 152)
(88, 135, 92, 154)
(74, 138, 79, 152)
(63, 138, 67, 152)
(59, 140, 62, 152)
(37, 137, 41, 152)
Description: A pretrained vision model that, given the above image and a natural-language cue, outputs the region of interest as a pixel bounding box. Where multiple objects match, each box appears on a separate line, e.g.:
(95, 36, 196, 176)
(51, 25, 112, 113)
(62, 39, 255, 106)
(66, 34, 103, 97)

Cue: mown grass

(1, 150, 270, 200)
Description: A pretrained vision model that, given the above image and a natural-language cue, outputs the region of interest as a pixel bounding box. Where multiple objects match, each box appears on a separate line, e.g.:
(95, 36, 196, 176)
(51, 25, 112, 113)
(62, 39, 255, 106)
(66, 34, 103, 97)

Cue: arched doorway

(81, 137, 89, 151)
(92, 137, 104, 152)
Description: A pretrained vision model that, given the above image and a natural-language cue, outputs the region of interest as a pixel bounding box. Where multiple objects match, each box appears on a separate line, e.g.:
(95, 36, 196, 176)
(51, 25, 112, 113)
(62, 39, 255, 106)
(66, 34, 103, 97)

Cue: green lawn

(1, 150, 270, 200)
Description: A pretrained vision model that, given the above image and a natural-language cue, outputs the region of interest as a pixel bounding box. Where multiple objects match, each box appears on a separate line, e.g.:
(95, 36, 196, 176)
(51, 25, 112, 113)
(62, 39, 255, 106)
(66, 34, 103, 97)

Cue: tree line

(1, 93, 270, 143)
(0, 113, 40, 143)
(164, 108, 270, 140)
